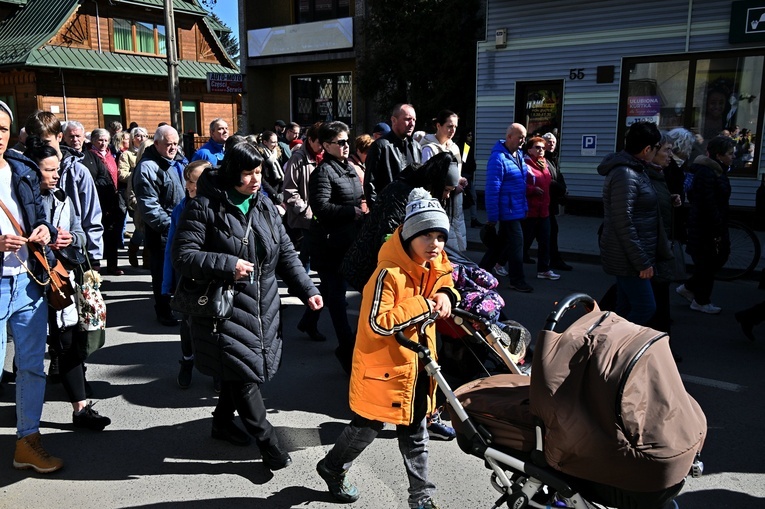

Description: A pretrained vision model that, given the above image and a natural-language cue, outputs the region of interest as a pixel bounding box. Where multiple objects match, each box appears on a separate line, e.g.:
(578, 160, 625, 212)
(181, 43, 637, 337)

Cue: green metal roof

(0, 0, 80, 66)
(0, 0, 237, 74)
(28, 45, 236, 79)
(113, 0, 208, 16)
(205, 15, 231, 34)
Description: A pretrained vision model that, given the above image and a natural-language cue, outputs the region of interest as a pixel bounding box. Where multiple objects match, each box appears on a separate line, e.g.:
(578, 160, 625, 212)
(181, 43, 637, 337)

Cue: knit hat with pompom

(401, 188, 450, 243)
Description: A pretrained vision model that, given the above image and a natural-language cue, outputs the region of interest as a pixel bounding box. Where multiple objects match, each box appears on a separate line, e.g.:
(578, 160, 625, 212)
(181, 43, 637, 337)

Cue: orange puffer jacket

(349, 225, 459, 425)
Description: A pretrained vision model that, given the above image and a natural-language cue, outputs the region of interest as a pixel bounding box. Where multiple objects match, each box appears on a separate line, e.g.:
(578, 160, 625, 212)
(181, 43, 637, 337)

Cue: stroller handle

(451, 307, 491, 326)
(543, 293, 596, 331)
(395, 311, 440, 358)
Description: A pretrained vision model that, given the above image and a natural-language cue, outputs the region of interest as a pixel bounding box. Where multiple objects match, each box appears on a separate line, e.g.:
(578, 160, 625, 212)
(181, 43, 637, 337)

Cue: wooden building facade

(0, 0, 239, 142)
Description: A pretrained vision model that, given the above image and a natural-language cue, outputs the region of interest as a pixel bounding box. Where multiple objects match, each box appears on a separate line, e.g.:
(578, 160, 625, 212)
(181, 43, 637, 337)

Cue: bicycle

(716, 220, 761, 281)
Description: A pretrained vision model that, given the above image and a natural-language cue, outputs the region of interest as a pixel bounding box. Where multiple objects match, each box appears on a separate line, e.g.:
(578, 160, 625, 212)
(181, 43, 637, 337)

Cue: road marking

(681, 374, 747, 392)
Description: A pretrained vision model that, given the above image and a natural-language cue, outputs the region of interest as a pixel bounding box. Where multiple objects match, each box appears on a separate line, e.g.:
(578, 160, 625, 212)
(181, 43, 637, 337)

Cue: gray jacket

(58, 146, 104, 261)
(133, 145, 186, 240)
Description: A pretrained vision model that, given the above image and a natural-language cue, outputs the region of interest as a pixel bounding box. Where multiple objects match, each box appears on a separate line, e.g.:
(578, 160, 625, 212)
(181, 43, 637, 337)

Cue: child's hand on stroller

(428, 293, 452, 319)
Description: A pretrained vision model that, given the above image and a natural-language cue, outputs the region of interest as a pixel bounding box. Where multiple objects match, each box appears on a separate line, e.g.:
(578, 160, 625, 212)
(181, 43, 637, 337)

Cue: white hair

(542, 132, 557, 143)
(154, 125, 179, 143)
(666, 128, 695, 160)
(63, 120, 85, 133)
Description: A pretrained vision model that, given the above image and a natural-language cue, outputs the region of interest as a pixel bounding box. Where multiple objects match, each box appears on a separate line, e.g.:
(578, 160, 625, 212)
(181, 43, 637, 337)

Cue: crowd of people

(0, 96, 755, 508)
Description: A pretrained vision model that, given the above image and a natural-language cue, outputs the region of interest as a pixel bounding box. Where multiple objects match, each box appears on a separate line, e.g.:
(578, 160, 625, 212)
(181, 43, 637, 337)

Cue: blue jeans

(615, 275, 656, 326)
(324, 375, 434, 507)
(499, 220, 527, 286)
(0, 273, 47, 438)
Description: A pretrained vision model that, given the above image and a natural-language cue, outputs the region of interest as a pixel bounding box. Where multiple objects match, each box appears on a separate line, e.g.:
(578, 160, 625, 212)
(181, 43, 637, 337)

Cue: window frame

(618, 48, 765, 178)
(113, 18, 167, 57)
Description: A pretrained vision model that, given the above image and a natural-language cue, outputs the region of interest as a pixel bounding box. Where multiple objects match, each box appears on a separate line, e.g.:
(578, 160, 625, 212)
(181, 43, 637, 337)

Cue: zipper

(615, 332, 668, 432)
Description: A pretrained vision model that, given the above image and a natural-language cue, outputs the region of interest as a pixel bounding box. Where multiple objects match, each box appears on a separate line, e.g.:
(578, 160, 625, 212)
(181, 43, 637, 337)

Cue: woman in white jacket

(25, 137, 111, 431)
(420, 110, 467, 252)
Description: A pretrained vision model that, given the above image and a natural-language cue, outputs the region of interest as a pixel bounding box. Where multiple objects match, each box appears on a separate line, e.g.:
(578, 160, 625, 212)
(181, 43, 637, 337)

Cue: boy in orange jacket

(317, 188, 459, 509)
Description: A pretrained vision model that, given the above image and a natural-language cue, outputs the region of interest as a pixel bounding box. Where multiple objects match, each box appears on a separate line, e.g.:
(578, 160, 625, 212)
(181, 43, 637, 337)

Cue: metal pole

(164, 0, 181, 132)
(238, 0, 247, 133)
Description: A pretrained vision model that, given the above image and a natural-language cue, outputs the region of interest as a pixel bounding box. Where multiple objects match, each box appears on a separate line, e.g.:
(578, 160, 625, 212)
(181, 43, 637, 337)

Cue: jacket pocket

(360, 364, 411, 410)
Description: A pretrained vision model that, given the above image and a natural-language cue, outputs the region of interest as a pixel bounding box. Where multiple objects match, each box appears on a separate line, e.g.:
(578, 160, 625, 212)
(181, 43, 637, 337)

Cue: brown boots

(13, 432, 64, 473)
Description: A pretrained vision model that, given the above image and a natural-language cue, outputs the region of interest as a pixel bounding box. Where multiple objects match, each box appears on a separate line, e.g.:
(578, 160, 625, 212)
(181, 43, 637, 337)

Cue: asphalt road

(1, 249, 764, 509)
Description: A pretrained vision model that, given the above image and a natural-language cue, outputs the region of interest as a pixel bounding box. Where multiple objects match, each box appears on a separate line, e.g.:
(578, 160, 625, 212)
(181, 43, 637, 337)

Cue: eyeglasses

(328, 139, 349, 147)
(653, 144, 662, 150)
(532, 145, 546, 150)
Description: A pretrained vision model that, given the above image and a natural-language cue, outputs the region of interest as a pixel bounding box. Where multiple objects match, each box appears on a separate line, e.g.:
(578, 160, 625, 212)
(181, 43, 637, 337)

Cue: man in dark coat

(364, 104, 421, 206)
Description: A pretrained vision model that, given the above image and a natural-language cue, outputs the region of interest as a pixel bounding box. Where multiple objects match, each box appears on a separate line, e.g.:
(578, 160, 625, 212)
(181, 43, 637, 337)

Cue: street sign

(581, 135, 597, 156)
(207, 73, 243, 94)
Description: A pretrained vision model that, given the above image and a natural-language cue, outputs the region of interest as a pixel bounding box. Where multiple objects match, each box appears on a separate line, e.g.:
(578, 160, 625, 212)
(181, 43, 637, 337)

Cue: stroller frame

(449, 307, 529, 376)
(397, 293, 703, 509)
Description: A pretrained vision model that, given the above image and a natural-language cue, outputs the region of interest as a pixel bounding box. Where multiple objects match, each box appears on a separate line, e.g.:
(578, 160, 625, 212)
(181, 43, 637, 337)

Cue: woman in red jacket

(522, 137, 559, 280)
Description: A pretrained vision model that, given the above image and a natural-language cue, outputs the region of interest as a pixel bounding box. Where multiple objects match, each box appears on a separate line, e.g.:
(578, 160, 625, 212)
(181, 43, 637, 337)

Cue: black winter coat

(686, 156, 731, 259)
(598, 151, 658, 276)
(307, 154, 364, 273)
(364, 130, 421, 205)
(172, 169, 319, 383)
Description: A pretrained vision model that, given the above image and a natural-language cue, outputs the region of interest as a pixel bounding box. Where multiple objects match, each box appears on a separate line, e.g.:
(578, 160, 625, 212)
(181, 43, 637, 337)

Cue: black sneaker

(73, 402, 111, 431)
(177, 359, 194, 389)
(317, 458, 360, 503)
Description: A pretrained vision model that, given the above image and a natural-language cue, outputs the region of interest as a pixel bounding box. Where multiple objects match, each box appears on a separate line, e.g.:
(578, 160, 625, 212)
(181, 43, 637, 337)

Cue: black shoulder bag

(170, 221, 252, 320)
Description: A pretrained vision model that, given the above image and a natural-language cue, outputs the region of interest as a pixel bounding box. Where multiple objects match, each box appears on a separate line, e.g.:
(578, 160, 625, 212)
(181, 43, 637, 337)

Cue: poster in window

(524, 89, 560, 135)
(626, 96, 661, 126)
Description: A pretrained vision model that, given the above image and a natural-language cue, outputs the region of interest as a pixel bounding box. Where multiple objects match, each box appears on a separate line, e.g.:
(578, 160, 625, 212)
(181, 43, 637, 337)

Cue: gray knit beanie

(402, 188, 450, 243)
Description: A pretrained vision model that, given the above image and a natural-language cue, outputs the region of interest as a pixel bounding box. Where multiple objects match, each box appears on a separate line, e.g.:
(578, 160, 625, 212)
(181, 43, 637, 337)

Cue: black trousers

(47, 308, 86, 403)
(144, 225, 172, 316)
(104, 209, 127, 271)
(214, 381, 276, 447)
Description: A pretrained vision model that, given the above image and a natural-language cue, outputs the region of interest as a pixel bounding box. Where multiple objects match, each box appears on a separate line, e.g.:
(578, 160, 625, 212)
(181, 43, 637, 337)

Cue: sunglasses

(328, 139, 349, 147)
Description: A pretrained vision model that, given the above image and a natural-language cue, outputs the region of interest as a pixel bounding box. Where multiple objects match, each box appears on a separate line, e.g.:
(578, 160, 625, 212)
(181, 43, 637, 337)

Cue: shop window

(102, 97, 123, 128)
(291, 73, 352, 127)
(114, 18, 167, 56)
(295, 0, 350, 24)
(621, 51, 764, 177)
(626, 61, 689, 130)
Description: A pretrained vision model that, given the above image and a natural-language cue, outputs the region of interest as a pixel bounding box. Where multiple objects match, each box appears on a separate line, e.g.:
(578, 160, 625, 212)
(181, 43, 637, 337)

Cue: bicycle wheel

(716, 221, 761, 281)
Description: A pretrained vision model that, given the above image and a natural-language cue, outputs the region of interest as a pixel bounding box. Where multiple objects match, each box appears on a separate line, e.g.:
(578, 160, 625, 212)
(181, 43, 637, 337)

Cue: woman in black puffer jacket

(172, 141, 322, 470)
(307, 121, 366, 374)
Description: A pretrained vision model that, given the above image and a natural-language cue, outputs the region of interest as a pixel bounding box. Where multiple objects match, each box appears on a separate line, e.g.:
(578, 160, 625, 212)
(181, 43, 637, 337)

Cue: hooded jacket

(191, 139, 225, 165)
(349, 225, 458, 425)
(1, 151, 57, 277)
(598, 150, 658, 276)
(686, 155, 731, 257)
(58, 145, 104, 261)
(172, 169, 319, 383)
(485, 140, 528, 223)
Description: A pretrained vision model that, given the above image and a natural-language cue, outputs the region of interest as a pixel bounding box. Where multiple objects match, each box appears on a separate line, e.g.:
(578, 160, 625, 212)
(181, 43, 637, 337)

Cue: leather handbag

(169, 221, 251, 320)
(0, 199, 74, 310)
(170, 277, 235, 320)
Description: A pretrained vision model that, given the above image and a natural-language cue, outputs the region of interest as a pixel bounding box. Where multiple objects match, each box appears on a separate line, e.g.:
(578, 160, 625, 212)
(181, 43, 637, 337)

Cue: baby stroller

(396, 293, 706, 509)
(437, 307, 531, 380)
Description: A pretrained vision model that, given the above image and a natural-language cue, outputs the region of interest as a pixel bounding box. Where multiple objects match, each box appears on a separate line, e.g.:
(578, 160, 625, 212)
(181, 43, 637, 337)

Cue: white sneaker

(537, 270, 561, 280)
(690, 300, 721, 314)
(675, 284, 694, 302)
(493, 264, 508, 277)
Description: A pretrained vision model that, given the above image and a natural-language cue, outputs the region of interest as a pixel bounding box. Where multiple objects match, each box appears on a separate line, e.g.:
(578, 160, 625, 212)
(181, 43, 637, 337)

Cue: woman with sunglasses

(522, 136, 559, 281)
(307, 121, 367, 374)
